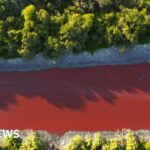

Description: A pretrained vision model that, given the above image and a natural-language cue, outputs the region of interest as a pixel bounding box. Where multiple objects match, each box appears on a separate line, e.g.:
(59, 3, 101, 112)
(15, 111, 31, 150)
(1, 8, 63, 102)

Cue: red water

(0, 63, 150, 134)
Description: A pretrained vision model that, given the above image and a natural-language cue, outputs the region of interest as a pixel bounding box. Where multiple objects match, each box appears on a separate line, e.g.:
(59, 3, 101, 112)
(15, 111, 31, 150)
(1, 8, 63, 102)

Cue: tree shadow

(0, 63, 150, 110)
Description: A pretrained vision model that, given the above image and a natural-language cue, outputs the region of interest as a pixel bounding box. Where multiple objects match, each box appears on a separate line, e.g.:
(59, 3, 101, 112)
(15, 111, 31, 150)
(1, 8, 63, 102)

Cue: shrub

(85, 135, 93, 150)
(22, 5, 36, 21)
(125, 130, 139, 150)
(116, 6, 150, 44)
(60, 13, 94, 52)
(18, 31, 40, 57)
(62, 130, 150, 150)
(62, 135, 86, 150)
(109, 138, 121, 150)
(91, 132, 104, 150)
(101, 138, 121, 150)
(3, 136, 22, 150)
(20, 132, 46, 150)
(144, 142, 150, 150)
(0, 0, 150, 58)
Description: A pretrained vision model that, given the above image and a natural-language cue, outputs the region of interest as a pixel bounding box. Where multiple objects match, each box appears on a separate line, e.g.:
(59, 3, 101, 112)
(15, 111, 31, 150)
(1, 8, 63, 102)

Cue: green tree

(117, 6, 150, 44)
(20, 4, 41, 57)
(63, 135, 86, 150)
(3, 136, 22, 150)
(91, 133, 104, 150)
(22, 4, 36, 21)
(60, 13, 94, 52)
(125, 130, 139, 150)
(20, 132, 46, 150)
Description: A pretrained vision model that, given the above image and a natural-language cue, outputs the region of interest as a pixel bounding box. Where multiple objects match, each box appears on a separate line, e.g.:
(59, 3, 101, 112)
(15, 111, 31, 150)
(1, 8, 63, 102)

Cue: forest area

(0, 0, 150, 59)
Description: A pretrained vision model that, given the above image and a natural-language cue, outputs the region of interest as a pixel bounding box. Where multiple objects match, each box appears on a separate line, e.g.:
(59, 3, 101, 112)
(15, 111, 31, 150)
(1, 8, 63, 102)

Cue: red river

(0, 63, 150, 134)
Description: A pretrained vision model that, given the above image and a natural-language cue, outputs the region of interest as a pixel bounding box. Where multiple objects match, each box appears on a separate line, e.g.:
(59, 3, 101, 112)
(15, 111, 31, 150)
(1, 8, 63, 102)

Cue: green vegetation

(20, 132, 47, 150)
(0, 132, 46, 150)
(3, 136, 22, 150)
(62, 130, 150, 150)
(0, 130, 150, 149)
(0, 0, 150, 59)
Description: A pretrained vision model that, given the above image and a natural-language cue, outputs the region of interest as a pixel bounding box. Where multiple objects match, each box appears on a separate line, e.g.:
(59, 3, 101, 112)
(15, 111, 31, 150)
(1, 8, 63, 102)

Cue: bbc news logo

(0, 130, 20, 138)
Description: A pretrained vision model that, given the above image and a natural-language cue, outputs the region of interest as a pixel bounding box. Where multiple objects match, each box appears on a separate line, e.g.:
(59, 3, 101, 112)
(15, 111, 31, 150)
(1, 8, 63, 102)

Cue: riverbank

(1, 129, 150, 149)
(0, 44, 149, 71)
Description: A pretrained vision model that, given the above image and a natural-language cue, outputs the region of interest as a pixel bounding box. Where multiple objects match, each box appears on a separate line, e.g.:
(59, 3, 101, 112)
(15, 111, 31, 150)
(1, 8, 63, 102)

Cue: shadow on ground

(0, 63, 150, 110)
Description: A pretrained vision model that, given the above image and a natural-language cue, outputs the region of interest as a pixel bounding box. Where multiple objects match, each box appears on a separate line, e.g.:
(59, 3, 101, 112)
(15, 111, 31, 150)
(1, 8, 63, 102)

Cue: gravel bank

(0, 44, 150, 71)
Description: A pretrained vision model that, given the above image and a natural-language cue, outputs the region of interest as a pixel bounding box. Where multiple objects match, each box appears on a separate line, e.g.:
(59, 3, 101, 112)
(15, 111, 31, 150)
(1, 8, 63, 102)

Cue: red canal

(0, 63, 150, 134)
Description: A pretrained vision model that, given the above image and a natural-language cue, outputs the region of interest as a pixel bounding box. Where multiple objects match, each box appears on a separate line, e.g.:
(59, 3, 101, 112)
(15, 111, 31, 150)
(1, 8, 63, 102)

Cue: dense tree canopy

(0, 0, 149, 58)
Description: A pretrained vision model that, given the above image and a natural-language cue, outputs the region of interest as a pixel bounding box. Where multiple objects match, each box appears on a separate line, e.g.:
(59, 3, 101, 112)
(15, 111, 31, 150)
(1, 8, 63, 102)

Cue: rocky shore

(0, 44, 149, 71)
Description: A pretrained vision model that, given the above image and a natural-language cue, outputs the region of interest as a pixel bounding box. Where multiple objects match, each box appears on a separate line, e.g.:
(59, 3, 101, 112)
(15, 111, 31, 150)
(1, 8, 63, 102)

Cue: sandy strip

(0, 63, 149, 133)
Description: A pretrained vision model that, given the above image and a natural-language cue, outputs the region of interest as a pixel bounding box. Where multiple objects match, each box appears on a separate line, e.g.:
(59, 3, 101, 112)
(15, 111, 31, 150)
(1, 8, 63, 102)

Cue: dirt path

(0, 63, 150, 133)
